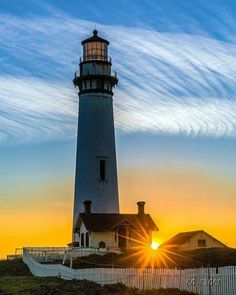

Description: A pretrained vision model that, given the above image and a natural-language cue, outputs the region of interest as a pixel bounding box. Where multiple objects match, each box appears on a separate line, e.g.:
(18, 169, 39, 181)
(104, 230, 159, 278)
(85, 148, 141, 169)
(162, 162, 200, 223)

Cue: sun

(151, 241, 160, 250)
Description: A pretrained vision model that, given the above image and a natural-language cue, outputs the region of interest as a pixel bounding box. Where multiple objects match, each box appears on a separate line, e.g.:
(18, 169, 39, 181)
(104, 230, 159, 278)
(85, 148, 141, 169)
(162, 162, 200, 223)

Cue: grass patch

(0, 259, 31, 276)
(0, 277, 197, 294)
(0, 276, 59, 294)
(0, 259, 197, 294)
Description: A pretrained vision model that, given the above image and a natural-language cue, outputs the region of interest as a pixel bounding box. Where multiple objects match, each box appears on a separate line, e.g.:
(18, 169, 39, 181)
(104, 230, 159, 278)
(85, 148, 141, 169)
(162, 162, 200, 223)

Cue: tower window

(97, 80, 104, 89)
(97, 157, 108, 182)
(91, 80, 96, 89)
(100, 160, 106, 181)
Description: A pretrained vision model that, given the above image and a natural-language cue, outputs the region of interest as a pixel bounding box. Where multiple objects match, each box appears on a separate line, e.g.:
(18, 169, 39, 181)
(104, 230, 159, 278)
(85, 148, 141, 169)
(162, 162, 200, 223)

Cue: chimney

(137, 201, 145, 215)
(84, 200, 92, 214)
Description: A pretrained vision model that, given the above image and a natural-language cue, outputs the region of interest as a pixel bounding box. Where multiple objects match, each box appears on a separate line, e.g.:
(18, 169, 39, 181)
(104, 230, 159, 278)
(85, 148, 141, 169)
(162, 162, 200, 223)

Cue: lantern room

(82, 30, 109, 61)
(73, 30, 118, 96)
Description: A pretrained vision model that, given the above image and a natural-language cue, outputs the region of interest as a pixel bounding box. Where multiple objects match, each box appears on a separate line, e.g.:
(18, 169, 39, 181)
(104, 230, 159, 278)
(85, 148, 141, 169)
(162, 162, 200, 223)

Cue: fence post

(142, 268, 145, 290)
(207, 265, 212, 295)
(70, 256, 73, 268)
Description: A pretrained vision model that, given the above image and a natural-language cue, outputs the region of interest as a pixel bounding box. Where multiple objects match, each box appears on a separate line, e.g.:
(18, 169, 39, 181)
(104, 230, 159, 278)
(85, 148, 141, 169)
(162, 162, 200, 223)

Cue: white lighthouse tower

(73, 30, 120, 227)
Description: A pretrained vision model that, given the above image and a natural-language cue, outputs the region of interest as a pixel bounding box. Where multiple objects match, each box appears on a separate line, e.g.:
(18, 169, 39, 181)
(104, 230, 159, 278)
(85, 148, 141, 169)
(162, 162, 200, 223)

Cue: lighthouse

(73, 30, 120, 227)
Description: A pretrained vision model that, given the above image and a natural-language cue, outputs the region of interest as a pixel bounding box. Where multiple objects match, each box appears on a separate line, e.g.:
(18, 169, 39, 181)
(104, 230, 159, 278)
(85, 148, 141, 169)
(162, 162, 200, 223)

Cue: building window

(99, 241, 106, 248)
(115, 233, 117, 242)
(81, 233, 84, 247)
(198, 239, 206, 247)
(85, 232, 89, 247)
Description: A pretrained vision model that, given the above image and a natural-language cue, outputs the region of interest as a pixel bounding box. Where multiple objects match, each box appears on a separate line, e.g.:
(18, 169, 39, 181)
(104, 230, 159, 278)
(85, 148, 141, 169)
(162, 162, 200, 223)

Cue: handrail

(74, 70, 117, 79)
(80, 55, 112, 62)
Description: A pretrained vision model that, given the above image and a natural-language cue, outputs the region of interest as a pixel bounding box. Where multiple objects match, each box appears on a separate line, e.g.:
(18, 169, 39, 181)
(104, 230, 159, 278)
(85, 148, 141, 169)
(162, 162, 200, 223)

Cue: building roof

(75, 213, 159, 232)
(161, 230, 227, 248)
(81, 30, 109, 45)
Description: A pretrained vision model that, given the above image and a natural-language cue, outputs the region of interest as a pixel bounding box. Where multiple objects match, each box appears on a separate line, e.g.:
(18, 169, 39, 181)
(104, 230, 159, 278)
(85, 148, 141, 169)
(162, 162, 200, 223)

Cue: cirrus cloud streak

(0, 12, 236, 143)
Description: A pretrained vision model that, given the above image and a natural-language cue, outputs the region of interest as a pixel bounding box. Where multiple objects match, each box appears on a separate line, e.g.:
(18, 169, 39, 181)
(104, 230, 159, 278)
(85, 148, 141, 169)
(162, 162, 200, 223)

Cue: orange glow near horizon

(119, 167, 236, 250)
(1, 167, 236, 258)
(0, 181, 73, 259)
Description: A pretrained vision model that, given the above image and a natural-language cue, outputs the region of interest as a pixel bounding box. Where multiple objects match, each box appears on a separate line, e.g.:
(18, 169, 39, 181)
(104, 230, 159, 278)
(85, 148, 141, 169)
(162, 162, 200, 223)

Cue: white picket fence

(23, 253, 236, 295)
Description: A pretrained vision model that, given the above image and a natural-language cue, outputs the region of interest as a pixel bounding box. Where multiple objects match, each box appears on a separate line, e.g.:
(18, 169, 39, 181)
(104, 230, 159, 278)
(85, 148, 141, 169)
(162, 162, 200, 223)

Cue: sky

(0, 0, 236, 258)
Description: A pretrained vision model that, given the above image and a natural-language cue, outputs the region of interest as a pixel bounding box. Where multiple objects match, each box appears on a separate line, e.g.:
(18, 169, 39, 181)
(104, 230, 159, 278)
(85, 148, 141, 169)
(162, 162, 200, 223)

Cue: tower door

(118, 226, 127, 250)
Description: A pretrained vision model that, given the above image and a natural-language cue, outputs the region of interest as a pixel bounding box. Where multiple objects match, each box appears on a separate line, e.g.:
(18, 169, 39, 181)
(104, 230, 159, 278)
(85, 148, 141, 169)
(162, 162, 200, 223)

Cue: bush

(0, 276, 197, 294)
(29, 280, 197, 295)
(65, 247, 236, 269)
(0, 259, 31, 276)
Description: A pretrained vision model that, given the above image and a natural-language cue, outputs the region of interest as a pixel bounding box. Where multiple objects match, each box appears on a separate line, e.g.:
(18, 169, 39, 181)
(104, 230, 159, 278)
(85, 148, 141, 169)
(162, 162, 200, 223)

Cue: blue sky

(0, 0, 236, 256)
(1, 0, 236, 174)
(1, 0, 236, 144)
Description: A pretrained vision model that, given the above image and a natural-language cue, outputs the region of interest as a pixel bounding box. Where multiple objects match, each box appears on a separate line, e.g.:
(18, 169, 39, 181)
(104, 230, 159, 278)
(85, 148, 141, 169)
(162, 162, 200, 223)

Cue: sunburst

(116, 224, 189, 269)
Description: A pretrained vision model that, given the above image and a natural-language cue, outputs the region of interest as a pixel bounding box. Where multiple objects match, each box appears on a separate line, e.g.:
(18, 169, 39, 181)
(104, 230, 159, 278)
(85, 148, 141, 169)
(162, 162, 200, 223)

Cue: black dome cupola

(73, 30, 118, 95)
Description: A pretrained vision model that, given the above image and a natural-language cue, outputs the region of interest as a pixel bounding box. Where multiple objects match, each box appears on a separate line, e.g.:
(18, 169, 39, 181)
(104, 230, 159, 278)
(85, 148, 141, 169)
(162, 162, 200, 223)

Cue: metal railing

(7, 254, 22, 260)
(80, 55, 112, 62)
(23, 246, 121, 263)
(74, 70, 117, 79)
(23, 247, 68, 262)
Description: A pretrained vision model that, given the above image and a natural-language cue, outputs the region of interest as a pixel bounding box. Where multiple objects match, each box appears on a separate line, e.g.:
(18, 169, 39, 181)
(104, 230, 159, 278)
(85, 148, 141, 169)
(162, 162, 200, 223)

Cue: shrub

(0, 259, 31, 276)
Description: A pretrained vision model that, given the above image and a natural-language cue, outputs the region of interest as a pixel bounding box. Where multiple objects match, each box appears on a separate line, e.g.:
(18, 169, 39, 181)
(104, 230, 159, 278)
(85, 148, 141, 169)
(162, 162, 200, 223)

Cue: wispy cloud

(0, 10, 236, 144)
(0, 76, 77, 143)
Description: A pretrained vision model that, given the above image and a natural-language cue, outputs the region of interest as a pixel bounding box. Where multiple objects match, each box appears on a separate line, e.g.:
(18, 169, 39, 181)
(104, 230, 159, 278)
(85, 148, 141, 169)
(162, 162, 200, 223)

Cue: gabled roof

(75, 213, 158, 232)
(161, 230, 227, 248)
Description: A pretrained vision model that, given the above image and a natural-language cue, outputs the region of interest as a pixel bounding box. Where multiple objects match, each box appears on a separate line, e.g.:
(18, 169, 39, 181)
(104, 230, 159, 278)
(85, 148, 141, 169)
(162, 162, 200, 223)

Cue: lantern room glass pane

(83, 41, 108, 61)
